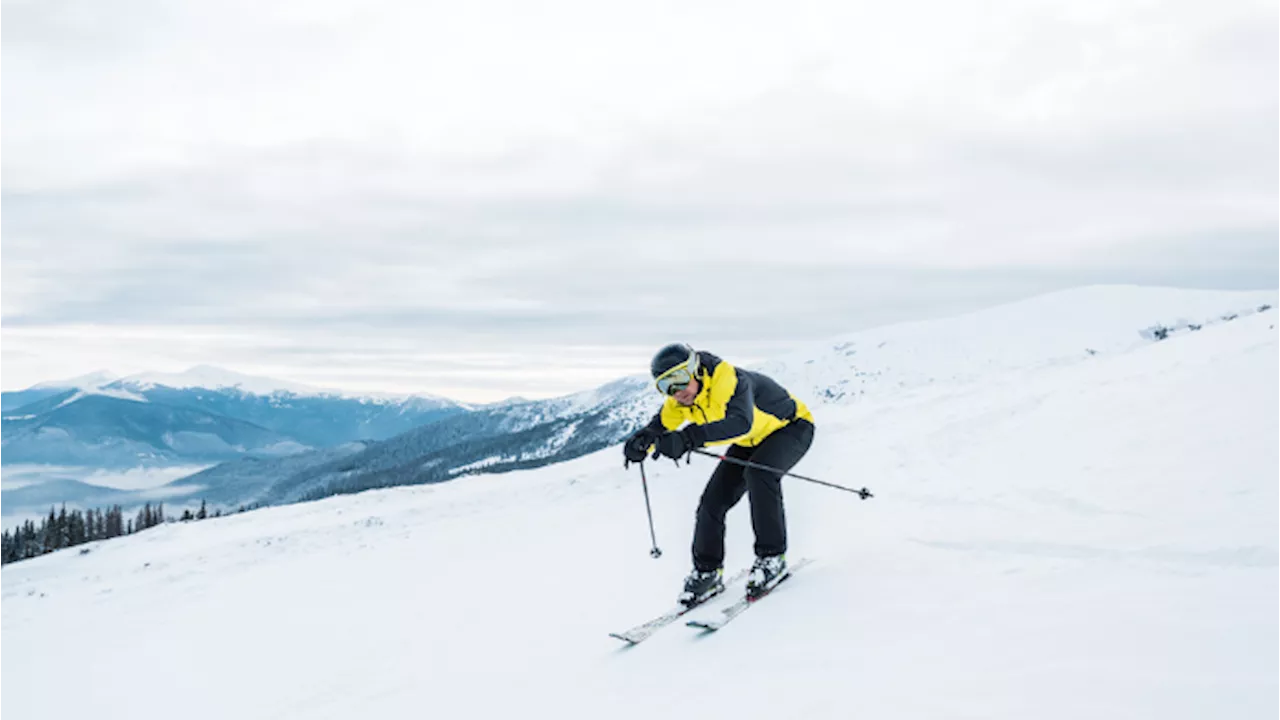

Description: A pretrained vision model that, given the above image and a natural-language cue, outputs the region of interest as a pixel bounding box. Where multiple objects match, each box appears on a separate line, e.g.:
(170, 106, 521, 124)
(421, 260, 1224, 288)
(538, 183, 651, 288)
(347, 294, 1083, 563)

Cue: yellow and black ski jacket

(644, 351, 813, 448)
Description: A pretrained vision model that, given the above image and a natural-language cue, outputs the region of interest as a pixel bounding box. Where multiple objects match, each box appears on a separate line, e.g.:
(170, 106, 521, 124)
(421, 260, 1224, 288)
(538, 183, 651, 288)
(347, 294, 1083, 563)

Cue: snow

(2, 287, 1276, 720)
(530, 418, 583, 458)
(50, 386, 151, 409)
(755, 284, 1276, 405)
(445, 420, 586, 476)
(331, 389, 458, 405)
(447, 455, 509, 475)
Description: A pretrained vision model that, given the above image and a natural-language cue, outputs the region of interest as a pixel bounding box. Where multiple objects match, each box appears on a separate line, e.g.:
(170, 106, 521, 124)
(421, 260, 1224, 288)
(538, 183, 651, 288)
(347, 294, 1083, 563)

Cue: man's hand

(623, 428, 658, 465)
(655, 426, 705, 460)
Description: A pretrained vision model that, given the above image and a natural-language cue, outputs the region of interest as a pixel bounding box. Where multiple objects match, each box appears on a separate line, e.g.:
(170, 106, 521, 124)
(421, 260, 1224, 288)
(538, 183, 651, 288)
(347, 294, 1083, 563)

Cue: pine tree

(22, 520, 38, 558)
(57, 505, 70, 549)
(22, 524, 30, 558)
(67, 510, 80, 546)
(107, 506, 122, 538)
(197, 500, 208, 521)
(43, 507, 57, 553)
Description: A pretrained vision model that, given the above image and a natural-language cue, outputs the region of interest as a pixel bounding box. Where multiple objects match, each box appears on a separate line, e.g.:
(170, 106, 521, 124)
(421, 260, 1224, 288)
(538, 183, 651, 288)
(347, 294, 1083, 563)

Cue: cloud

(2, 0, 1276, 400)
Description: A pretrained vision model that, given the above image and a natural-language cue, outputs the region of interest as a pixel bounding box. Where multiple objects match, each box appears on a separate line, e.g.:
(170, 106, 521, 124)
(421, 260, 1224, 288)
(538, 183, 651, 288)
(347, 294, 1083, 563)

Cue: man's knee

(744, 468, 783, 495)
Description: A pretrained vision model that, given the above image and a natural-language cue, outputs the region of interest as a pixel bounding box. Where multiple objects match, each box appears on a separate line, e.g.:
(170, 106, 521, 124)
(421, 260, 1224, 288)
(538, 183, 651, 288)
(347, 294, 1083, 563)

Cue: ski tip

(609, 633, 639, 644)
(685, 620, 719, 631)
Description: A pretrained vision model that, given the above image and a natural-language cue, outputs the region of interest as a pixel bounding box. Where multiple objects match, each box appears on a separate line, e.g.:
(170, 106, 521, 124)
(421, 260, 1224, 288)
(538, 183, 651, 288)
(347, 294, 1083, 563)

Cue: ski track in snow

(2, 287, 1277, 720)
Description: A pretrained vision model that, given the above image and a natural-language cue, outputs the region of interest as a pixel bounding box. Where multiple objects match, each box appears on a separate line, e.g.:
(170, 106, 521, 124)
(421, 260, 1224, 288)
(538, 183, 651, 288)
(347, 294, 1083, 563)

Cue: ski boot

(746, 554, 788, 599)
(678, 567, 724, 607)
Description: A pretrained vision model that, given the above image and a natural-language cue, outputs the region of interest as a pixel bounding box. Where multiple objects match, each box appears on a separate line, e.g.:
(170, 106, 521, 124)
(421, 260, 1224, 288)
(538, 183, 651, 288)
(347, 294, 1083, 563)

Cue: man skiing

(623, 343, 815, 606)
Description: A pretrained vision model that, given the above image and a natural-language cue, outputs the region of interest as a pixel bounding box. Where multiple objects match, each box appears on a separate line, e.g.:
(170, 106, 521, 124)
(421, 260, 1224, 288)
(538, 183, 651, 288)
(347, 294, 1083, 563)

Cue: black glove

(655, 426, 705, 460)
(623, 428, 659, 465)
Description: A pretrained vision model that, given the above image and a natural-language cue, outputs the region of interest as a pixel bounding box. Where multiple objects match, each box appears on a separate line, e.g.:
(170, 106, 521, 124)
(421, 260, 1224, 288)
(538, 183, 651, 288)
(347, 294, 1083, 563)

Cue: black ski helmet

(651, 343, 699, 379)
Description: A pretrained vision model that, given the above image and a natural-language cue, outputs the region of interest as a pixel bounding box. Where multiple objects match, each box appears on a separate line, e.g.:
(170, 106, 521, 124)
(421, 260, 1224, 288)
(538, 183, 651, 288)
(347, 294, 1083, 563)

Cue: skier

(623, 343, 815, 605)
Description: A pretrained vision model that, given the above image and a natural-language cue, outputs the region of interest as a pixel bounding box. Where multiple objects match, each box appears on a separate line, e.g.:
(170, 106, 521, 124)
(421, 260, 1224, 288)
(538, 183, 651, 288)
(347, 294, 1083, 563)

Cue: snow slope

(2, 287, 1276, 720)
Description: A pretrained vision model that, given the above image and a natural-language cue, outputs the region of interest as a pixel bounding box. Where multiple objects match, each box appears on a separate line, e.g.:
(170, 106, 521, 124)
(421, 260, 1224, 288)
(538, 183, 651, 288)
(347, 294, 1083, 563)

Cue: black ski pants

(692, 419, 814, 571)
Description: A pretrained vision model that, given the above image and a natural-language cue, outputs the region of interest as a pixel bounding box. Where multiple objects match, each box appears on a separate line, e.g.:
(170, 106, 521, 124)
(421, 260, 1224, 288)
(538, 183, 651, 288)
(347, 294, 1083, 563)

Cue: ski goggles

(655, 363, 695, 396)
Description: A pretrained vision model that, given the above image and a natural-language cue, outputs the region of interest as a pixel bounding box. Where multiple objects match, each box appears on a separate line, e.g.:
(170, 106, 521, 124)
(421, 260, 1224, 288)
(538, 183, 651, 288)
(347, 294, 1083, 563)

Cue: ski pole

(691, 448, 873, 499)
(637, 462, 663, 558)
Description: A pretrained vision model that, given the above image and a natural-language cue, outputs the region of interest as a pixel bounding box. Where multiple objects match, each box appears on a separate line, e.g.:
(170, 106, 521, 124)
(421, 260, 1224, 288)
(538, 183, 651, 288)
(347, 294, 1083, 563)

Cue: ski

(685, 558, 813, 632)
(609, 567, 750, 645)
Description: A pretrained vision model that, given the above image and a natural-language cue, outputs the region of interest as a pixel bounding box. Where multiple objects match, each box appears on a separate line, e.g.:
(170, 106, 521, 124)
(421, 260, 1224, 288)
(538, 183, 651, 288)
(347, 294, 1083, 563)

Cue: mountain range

(2, 367, 468, 467)
(2, 286, 1275, 526)
(1, 363, 659, 522)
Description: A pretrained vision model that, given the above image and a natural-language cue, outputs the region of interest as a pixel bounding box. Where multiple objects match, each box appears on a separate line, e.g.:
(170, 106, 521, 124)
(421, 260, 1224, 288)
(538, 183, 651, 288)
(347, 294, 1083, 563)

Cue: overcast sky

(3, 0, 1277, 402)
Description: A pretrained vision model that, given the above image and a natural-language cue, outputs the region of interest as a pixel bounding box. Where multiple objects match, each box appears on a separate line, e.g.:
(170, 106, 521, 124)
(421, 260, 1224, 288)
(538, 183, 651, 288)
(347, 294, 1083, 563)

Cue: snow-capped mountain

(245, 374, 657, 505)
(1, 365, 473, 469)
(1, 371, 126, 412)
(1, 371, 656, 521)
(3, 285, 1274, 720)
(1, 390, 300, 466)
(0, 368, 128, 409)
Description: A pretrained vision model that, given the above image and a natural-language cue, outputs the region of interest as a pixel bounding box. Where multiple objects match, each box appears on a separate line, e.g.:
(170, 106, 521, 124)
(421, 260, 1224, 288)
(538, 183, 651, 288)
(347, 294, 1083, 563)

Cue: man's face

(673, 379, 699, 406)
